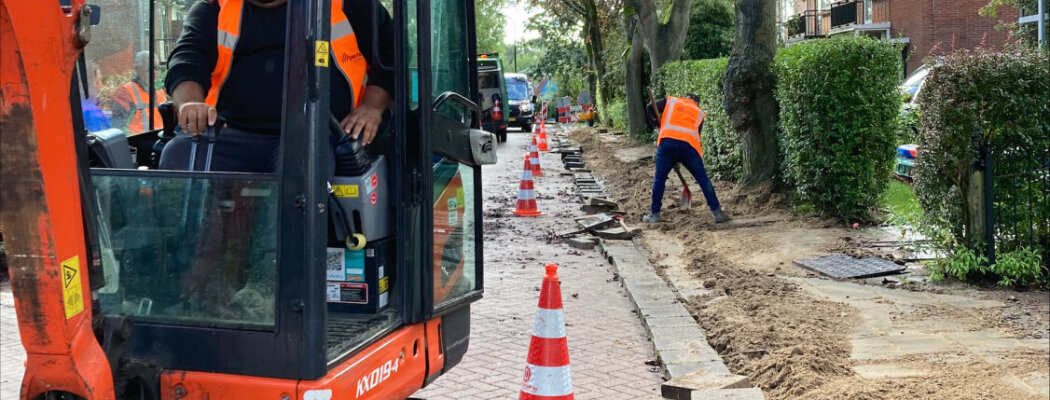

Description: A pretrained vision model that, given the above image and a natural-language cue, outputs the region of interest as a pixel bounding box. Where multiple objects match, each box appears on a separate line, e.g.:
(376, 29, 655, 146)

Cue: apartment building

(779, 0, 1020, 75)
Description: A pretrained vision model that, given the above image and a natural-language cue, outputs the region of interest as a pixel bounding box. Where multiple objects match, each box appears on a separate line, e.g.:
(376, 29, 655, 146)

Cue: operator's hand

(178, 101, 217, 136)
(341, 105, 383, 146)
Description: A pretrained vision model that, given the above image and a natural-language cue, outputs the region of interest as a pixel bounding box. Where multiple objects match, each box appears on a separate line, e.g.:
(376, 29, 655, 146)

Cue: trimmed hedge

(655, 58, 740, 181)
(774, 37, 901, 221)
(914, 49, 1049, 286)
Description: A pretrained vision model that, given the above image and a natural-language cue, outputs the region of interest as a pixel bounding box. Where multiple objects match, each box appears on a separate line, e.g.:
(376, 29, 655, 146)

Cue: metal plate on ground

(794, 253, 905, 279)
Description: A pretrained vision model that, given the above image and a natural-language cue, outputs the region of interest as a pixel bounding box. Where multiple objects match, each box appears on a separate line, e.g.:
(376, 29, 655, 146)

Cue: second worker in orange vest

(163, 0, 394, 172)
(643, 94, 729, 224)
(111, 51, 167, 135)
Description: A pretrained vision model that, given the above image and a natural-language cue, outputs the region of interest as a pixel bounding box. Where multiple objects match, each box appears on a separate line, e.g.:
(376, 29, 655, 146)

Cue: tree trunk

(583, 0, 611, 107)
(625, 15, 648, 137)
(628, 0, 691, 85)
(724, 0, 778, 186)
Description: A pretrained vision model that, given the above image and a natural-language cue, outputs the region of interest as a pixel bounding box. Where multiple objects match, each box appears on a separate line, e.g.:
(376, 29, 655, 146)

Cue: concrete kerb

(597, 239, 747, 379)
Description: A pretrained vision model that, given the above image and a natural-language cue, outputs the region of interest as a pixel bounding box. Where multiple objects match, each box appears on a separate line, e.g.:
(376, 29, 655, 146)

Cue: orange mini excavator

(0, 1, 495, 399)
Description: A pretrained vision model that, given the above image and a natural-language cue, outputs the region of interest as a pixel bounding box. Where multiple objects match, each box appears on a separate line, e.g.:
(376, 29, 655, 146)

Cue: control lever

(188, 117, 225, 172)
(150, 102, 177, 169)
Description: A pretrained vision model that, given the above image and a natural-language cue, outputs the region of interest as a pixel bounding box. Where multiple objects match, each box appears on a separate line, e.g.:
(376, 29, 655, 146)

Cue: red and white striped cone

(537, 122, 550, 151)
(529, 135, 544, 176)
(520, 264, 573, 400)
(513, 154, 542, 217)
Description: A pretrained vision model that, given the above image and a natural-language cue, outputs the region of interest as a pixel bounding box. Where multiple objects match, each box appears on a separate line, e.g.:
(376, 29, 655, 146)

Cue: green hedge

(914, 49, 1049, 287)
(774, 37, 901, 222)
(655, 58, 740, 181)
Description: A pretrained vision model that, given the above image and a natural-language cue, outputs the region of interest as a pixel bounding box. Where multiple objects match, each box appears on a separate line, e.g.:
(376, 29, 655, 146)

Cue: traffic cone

(530, 135, 543, 177)
(513, 154, 542, 217)
(520, 264, 573, 400)
(537, 122, 550, 151)
(492, 98, 504, 121)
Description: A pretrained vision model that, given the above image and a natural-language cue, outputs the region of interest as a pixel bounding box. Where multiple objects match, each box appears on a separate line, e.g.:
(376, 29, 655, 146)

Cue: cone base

(532, 171, 544, 176)
(513, 209, 543, 217)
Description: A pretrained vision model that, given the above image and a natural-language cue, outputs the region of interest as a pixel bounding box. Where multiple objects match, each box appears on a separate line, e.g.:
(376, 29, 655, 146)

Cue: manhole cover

(794, 253, 905, 279)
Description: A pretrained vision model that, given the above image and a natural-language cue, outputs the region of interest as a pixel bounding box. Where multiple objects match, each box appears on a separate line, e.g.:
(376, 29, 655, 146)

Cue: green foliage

(896, 106, 920, 145)
(881, 180, 922, 226)
(524, 14, 589, 97)
(774, 36, 902, 222)
(682, 0, 734, 60)
(913, 49, 1049, 265)
(654, 58, 740, 181)
(475, 0, 507, 53)
(991, 248, 1046, 287)
(930, 246, 1047, 288)
(604, 100, 629, 132)
(930, 246, 989, 282)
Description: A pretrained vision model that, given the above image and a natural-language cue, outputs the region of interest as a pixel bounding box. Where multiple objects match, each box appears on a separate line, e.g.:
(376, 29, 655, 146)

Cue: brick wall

(890, 0, 1019, 74)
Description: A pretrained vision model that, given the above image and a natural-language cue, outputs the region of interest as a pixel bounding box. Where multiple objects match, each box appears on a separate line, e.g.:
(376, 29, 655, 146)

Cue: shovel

(648, 87, 692, 210)
(673, 167, 692, 210)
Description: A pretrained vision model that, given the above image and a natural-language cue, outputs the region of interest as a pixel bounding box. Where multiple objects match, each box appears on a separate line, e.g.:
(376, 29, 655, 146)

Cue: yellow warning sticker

(333, 184, 359, 198)
(315, 40, 330, 67)
(61, 256, 84, 319)
(378, 276, 389, 293)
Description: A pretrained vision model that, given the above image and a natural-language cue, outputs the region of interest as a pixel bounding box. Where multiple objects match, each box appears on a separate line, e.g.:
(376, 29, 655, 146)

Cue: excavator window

(65, 0, 487, 380)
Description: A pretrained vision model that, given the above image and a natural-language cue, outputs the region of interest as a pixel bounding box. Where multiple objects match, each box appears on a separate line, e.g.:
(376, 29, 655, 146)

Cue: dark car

(504, 73, 535, 132)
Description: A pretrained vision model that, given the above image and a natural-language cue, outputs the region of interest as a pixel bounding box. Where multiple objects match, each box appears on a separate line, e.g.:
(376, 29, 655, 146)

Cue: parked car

(504, 73, 536, 132)
(477, 53, 509, 142)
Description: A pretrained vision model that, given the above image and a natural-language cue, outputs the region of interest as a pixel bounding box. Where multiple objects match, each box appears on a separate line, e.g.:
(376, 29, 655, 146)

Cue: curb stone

(598, 237, 765, 399)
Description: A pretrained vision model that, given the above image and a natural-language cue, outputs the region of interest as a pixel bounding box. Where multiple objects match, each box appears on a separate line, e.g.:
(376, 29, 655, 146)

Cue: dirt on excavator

(567, 127, 1050, 400)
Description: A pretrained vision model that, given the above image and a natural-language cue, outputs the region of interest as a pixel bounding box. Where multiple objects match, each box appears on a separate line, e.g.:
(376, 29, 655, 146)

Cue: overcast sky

(503, 2, 540, 44)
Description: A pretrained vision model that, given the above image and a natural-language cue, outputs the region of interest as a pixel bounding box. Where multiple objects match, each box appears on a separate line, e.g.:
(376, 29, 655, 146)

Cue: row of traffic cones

(513, 104, 552, 216)
(517, 103, 573, 398)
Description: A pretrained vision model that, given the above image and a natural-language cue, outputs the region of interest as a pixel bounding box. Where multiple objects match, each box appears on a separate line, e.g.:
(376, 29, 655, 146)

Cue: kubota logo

(356, 357, 400, 397)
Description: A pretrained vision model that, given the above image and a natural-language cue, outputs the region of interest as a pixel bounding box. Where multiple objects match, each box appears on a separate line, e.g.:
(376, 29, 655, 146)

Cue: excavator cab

(0, 0, 493, 399)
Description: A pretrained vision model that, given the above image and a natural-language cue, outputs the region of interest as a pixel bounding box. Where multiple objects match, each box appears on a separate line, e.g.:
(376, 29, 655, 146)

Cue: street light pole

(1039, 0, 1046, 48)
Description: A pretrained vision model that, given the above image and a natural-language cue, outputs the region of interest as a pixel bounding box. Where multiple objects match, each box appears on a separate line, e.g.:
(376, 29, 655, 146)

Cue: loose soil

(568, 127, 1050, 399)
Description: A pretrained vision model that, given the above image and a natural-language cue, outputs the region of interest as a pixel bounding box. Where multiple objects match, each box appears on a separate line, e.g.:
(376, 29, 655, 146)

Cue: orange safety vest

(118, 81, 167, 134)
(206, 0, 368, 108)
(657, 96, 706, 157)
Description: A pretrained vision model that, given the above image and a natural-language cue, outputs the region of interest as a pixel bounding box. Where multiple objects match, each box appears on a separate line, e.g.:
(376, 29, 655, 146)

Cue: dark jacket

(166, 0, 395, 134)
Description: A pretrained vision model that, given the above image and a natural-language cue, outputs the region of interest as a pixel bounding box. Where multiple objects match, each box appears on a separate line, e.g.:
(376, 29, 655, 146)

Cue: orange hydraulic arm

(0, 1, 116, 399)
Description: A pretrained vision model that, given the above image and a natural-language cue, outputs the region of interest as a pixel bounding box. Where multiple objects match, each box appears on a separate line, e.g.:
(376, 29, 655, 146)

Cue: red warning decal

(370, 192, 378, 205)
(370, 174, 378, 189)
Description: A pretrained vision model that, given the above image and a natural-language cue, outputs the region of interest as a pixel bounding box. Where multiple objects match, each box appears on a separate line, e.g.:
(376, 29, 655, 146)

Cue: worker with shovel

(642, 92, 729, 224)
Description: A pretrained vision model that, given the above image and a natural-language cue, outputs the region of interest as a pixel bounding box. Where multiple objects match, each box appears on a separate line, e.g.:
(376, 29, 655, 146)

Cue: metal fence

(983, 139, 1050, 264)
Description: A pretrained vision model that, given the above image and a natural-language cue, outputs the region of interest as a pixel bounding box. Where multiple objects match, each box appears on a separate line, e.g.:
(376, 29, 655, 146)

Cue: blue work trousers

(651, 138, 721, 214)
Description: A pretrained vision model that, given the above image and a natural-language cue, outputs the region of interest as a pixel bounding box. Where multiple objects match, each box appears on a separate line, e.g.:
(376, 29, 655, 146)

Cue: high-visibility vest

(658, 96, 705, 157)
(206, 0, 368, 108)
(117, 81, 167, 134)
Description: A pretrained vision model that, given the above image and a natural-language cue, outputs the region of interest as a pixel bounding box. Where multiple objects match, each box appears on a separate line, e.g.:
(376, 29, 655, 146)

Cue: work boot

(642, 213, 660, 223)
(712, 209, 729, 223)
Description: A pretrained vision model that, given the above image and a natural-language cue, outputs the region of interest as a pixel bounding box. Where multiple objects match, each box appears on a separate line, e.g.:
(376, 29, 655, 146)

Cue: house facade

(779, 0, 1020, 75)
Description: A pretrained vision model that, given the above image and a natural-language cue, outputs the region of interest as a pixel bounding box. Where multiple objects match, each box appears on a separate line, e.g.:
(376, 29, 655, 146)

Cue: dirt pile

(568, 126, 1050, 400)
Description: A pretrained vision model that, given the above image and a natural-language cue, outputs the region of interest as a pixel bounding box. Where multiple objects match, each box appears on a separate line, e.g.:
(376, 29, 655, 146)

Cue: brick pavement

(414, 127, 664, 399)
(0, 126, 665, 400)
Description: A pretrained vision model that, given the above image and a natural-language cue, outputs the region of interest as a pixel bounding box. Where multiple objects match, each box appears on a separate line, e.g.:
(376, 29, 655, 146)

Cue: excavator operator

(163, 0, 395, 173)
